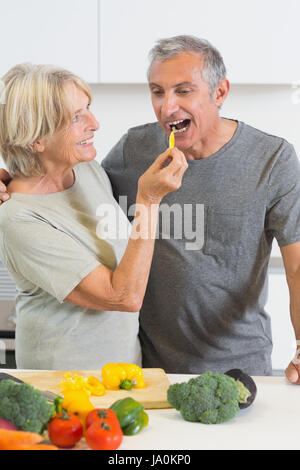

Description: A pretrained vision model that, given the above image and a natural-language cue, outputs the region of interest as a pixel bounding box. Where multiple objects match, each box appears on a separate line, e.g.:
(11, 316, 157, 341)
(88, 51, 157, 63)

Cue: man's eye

(177, 89, 190, 95)
(151, 89, 163, 95)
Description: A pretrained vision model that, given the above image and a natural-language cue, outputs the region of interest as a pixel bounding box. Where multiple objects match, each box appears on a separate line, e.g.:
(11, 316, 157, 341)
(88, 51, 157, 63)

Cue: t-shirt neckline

(9, 167, 79, 199)
(165, 118, 243, 164)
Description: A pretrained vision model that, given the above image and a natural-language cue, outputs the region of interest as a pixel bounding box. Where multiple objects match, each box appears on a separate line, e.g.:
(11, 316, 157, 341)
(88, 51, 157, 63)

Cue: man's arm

(0, 168, 11, 203)
(281, 242, 300, 383)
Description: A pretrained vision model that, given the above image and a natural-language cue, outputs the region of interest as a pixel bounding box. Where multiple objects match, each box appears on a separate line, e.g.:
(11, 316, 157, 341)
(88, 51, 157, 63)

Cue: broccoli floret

(0, 379, 54, 434)
(167, 372, 240, 424)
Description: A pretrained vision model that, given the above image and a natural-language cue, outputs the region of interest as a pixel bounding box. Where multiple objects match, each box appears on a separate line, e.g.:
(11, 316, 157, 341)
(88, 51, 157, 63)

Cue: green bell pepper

(109, 397, 149, 435)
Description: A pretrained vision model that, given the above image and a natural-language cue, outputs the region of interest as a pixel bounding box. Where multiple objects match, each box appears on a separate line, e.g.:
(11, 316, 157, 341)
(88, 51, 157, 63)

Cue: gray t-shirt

(102, 119, 300, 375)
(0, 160, 141, 370)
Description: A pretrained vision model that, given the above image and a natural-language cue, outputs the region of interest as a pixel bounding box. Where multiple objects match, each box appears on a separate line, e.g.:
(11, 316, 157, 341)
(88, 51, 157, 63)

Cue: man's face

(149, 53, 224, 154)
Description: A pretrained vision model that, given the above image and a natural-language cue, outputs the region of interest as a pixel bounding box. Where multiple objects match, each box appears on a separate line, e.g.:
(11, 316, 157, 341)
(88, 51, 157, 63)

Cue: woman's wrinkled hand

(137, 147, 188, 205)
(0, 169, 11, 205)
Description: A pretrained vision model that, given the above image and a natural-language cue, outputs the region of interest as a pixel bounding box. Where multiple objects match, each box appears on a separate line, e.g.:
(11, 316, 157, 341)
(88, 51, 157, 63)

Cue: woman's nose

(89, 111, 100, 131)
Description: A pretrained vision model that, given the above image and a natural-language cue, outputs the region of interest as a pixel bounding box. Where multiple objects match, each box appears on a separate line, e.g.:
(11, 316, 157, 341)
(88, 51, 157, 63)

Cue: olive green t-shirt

(0, 160, 141, 369)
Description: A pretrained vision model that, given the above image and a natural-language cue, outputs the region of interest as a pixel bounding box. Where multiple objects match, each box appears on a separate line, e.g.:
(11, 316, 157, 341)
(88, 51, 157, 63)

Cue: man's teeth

(169, 119, 189, 133)
(171, 125, 188, 134)
(170, 119, 184, 126)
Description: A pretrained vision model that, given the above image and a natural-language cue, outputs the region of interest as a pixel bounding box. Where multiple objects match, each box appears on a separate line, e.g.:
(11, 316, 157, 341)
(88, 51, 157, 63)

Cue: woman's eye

(73, 115, 79, 122)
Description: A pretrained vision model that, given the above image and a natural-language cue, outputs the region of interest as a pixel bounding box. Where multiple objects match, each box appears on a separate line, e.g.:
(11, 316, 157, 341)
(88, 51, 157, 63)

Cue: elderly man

(1, 35, 300, 379)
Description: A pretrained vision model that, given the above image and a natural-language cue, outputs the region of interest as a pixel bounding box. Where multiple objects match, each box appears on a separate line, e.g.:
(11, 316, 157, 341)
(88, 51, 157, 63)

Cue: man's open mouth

(168, 119, 191, 134)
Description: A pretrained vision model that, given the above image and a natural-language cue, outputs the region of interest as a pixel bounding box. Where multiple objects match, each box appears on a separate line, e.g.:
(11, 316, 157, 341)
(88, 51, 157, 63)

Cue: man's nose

(161, 94, 179, 116)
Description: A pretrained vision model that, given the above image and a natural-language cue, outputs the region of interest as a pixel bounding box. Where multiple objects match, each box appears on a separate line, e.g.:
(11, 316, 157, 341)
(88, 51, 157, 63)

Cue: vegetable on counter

(60, 390, 95, 428)
(59, 373, 106, 397)
(0, 418, 16, 430)
(85, 408, 120, 430)
(101, 363, 146, 390)
(167, 371, 256, 424)
(0, 379, 54, 434)
(110, 397, 149, 436)
(0, 428, 58, 450)
(47, 396, 83, 448)
(225, 369, 257, 409)
(85, 417, 123, 450)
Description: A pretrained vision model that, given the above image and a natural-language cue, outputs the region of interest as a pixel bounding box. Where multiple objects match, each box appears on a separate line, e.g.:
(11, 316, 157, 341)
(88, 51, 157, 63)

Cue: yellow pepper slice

(169, 129, 175, 156)
(59, 372, 106, 397)
(84, 376, 106, 396)
(101, 363, 146, 390)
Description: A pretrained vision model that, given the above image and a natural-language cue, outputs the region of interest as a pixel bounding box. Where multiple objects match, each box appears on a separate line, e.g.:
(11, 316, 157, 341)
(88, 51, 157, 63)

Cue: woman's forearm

(65, 147, 187, 311)
(109, 191, 160, 311)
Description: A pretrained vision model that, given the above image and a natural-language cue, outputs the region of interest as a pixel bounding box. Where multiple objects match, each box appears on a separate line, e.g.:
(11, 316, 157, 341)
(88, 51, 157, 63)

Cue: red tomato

(0, 419, 16, 430)
(85, 408, 119, 429)
(85, 420, 123, 450)
(48, 412, 83, 448)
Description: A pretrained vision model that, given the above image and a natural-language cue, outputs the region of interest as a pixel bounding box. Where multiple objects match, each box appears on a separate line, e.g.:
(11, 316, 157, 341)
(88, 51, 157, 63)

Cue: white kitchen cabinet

(99, 0, 300, 84)
(0, 0, 99, 83)
(266, 273, 296, 371)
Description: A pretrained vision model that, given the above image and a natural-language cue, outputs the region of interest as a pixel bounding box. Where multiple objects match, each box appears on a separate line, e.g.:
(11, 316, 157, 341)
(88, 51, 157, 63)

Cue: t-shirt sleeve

(1, 219, 101, 304)
(265, 140, 300, 247)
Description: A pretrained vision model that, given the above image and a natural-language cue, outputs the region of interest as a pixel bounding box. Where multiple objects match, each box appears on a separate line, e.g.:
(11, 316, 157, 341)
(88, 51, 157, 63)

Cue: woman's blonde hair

(0, 63, 92, 177)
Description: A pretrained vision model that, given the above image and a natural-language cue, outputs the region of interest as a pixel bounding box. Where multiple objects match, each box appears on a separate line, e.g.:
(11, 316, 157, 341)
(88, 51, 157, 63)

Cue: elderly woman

(0, 63, 187, 370)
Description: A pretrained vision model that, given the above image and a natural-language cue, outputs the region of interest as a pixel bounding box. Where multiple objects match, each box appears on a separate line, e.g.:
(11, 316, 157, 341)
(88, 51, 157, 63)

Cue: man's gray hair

(147, 35, 226, 96)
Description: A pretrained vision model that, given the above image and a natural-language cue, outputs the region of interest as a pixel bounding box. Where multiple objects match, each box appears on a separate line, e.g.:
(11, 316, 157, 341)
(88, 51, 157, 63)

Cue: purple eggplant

(225, 369, 257, 409)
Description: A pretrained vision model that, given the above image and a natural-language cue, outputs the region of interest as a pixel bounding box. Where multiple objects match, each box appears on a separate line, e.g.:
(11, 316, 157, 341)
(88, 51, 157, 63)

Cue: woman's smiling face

(43, 82, 100, 166)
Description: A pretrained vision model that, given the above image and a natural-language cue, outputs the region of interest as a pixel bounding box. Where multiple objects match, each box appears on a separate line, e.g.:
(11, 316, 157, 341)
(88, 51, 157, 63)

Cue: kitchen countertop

(125, 374, 300, 451)
(1, 371, 299, 450)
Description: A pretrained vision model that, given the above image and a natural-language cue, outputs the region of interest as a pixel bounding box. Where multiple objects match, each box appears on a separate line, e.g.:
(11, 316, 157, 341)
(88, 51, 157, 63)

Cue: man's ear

(214, 78, 230, 107)
(31, 140, 45, 154)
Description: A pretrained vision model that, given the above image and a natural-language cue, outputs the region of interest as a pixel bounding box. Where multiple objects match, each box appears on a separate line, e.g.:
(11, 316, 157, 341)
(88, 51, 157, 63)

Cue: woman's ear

(30, 140, 45, 154)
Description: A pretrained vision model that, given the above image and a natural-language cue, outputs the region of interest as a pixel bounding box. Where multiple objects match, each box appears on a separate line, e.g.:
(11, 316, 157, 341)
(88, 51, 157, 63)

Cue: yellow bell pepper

(101, 363, 146, 390)
(169, 129, 175, 156)
(60, 389, 95, 428)
(59, 372, 106, 397)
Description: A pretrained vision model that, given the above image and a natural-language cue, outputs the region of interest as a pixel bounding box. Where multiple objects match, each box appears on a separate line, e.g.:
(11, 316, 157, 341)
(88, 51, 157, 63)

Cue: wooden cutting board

(10, 368, 172, 409)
